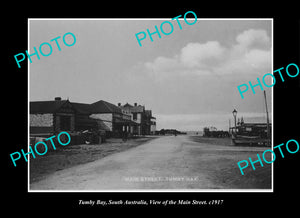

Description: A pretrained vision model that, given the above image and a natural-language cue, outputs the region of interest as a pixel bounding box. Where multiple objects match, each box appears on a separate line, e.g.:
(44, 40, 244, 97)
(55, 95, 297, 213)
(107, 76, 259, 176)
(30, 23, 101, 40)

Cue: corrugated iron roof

(30, 99, 143, 115)
(70, 102, 91, 114)
(90, 100, 122, 114)
(30, 100, 73, 114)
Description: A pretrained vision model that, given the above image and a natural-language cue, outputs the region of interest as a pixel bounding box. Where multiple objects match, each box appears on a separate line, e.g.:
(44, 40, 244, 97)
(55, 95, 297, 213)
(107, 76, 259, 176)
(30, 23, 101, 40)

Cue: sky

(29, 19, 272, 131)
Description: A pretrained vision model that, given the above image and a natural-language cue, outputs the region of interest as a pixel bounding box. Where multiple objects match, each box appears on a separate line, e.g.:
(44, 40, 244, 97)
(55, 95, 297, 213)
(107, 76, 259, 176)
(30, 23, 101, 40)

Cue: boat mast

(263, 90, 270, 145)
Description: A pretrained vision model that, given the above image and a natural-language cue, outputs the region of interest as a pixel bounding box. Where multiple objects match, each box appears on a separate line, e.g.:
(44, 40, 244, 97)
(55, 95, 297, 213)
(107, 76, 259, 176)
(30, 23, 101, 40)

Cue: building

(30, 98, 155, 139)
(118, 102, 156, 135)
(150, 117, 156, 135)
(230, 122, 272, 146)
(30, 98, 134, 138)
(89, 100, 133, 137)
(144, 110, 152, 135)
(69, 102, 98, 131)
(230, 123, 272, 138)
(30, 97, 76, 137)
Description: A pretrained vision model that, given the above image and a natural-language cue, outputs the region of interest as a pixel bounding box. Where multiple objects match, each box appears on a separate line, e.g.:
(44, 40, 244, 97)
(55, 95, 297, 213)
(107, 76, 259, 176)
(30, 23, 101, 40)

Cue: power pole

(263, 90, 270, 146)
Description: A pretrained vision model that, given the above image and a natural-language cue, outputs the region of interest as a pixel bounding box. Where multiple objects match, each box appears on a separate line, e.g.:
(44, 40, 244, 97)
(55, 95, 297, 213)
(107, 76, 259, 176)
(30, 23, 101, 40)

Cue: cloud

(145, 56, 181, 74)
(236, 29, 271, 50)
(142, 29, 271, 78)
(144, 41, 224, 79)
(180, 41, 225, 68)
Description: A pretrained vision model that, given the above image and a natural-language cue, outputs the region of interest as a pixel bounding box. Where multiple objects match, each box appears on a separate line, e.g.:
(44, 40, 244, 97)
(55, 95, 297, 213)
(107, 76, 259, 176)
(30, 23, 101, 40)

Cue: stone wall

(30, 114, 53, 127)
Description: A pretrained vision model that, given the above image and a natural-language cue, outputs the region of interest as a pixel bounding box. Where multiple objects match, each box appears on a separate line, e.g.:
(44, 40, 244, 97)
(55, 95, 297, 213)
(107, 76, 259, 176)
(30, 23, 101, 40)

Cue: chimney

(134, 103, 137, 106)
(118, 103, 121, 106)
(54, 97, 61, 101)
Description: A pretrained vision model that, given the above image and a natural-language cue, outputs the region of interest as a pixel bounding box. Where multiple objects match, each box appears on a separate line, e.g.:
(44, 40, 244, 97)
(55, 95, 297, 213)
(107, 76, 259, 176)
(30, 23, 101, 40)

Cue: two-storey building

(118, 102, 156, 135)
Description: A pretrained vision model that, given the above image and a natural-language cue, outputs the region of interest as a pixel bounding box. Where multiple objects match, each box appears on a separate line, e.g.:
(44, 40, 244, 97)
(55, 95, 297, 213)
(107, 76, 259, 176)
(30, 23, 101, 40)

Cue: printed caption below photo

(78, 199, 224, 206)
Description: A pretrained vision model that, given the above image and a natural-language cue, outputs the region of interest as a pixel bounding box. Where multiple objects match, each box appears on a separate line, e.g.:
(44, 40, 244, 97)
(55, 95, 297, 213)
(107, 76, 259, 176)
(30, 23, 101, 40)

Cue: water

(156, 112, 272, 132)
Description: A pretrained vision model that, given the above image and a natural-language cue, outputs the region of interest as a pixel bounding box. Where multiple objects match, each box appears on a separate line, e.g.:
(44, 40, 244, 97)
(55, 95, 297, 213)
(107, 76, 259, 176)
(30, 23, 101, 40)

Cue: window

(133, 113, 137, 120)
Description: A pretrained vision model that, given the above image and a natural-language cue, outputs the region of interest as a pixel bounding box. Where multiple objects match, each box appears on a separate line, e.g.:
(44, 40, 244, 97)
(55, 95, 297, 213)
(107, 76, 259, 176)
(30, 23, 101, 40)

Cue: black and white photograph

(28, 18, 273, 191)
(5, 4, 300, 212)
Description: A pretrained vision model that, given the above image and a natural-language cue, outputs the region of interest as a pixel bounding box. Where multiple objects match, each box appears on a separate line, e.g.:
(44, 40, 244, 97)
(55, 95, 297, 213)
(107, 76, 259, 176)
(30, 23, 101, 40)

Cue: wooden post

(263, 90, 270, 146)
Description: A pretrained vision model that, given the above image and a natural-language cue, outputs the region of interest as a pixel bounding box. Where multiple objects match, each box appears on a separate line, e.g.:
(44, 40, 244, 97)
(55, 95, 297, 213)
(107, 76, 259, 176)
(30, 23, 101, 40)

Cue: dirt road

(30, 135, 271, 190)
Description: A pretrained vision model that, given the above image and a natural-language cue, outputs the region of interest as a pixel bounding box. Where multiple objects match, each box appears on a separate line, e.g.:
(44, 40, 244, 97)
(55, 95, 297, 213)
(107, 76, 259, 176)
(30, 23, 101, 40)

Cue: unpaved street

(30, 135, 271, 190)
